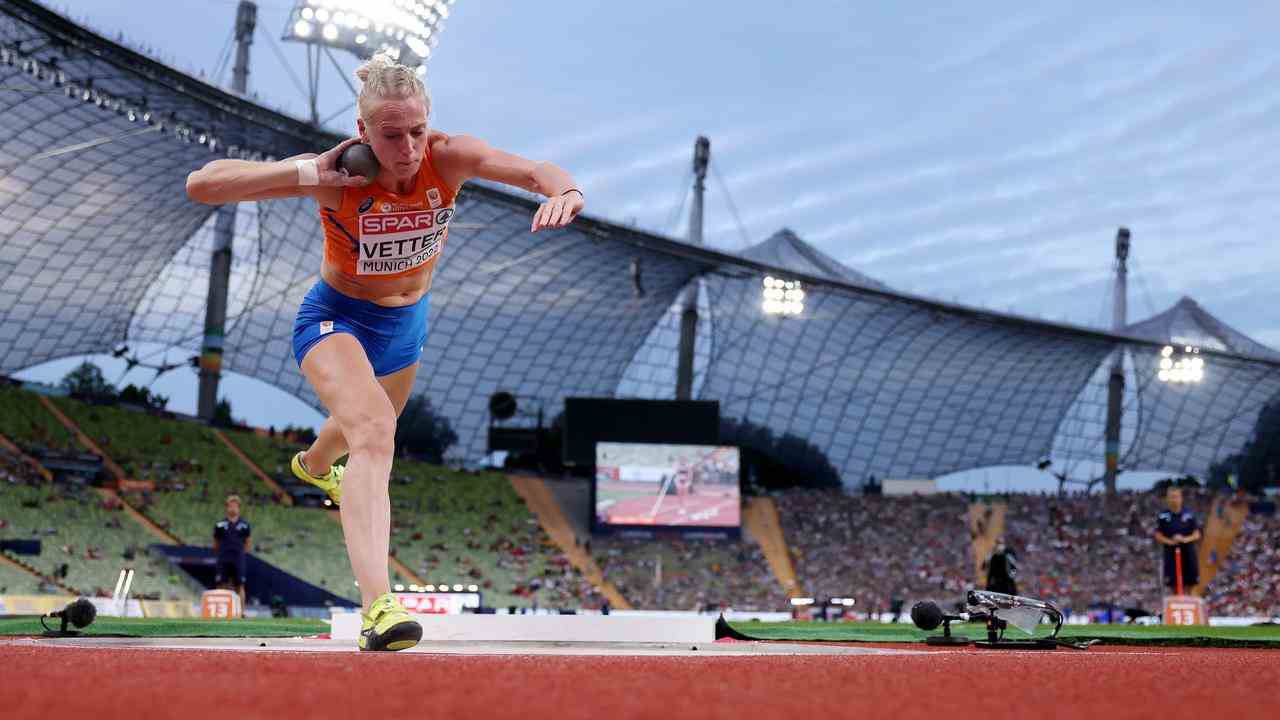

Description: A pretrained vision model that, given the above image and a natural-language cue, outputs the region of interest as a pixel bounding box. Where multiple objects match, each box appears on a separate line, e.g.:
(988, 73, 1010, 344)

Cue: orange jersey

(320, 146, 457, 280)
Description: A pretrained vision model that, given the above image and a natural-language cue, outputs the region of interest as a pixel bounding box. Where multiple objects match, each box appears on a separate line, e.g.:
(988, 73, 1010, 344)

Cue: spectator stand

(0, 384, 77, 455)
(44, 392, 373, 601)
(1, 443, 193, 601)
(775, 490, 973, 616)
(378, 467, 602, 610)
(210, 428, 294, 507)
(510, 475, 629, 610)
(1205, 502, 1280, 618)
(219, 428, 427, 591)
(36, 395, 131, 486)
(224, 425, 597, 610)
(969, 501, 1007, 586)
(0, 554, 47, 595)
(35, 396, 184, 545)
(592, 532, 787, 612)
(1002, 489, 1221, 616)
(1194, 494, 1249, 595)
(0, 432, 53, 482)
(740, 496, 805, 600)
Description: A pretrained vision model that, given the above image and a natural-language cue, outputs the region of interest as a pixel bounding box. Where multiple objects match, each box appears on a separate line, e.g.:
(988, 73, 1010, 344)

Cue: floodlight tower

(281, 0, 456, 125)
(198, 1, 257, 421)
(1102, 227, 1130, 496)
(676, 136, 710, 400)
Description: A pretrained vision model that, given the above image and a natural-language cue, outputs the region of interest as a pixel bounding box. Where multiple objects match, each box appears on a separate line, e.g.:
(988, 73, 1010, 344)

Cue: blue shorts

(292, 279, 430, 377)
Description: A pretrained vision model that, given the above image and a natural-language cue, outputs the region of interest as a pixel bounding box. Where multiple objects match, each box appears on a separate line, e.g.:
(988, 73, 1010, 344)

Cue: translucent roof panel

(0, 0, 324, 372)
(696, 275, 1116, 480)
(1123, 349, 1280, 474)
(407, 185, 705, 458)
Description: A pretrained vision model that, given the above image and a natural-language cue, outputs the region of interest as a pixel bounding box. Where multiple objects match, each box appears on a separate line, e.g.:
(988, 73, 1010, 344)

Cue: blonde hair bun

(354, 52, 430, 120)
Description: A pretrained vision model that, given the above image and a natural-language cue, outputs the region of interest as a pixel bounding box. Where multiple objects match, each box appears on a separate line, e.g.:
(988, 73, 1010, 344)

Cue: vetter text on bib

(356, 208, 453, 275)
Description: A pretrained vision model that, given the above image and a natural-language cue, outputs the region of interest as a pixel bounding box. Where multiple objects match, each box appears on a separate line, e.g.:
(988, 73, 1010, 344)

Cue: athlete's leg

(301, 334, 398, 611)
(300, 362, 418, 473)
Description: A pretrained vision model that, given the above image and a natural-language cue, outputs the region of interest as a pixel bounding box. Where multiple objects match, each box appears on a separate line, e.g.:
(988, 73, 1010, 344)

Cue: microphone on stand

(41, 597, 97, 637)
(910, 600, 971, 646)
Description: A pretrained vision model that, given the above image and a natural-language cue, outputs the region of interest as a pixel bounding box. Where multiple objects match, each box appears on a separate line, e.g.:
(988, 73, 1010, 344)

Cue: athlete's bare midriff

(320, 262, 433, 307)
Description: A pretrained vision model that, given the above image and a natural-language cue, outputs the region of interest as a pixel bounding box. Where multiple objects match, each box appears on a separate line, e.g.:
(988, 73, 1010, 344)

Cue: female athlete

(186, 52, 584, 650)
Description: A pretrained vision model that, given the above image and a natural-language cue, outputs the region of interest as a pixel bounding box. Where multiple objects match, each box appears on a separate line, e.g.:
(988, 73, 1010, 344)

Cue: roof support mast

(676, 136, 710, 400)
(198, 0, 255, 421)
(1103, 227, 1130, 496)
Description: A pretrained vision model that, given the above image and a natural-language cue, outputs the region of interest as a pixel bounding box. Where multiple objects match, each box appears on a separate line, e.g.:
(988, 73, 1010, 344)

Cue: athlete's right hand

(314, 137, 370, 187)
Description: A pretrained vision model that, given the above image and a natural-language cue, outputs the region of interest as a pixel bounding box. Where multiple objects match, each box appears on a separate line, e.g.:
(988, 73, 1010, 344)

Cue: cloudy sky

(26, 1, 1280, 480)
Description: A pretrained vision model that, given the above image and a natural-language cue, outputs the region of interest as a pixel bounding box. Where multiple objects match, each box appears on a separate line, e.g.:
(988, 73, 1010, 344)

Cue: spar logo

(356, 207, 453, 275)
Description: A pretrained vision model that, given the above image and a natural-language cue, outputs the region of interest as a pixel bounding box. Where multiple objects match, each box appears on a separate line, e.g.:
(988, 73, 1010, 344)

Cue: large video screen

(595, 443, 740, 528)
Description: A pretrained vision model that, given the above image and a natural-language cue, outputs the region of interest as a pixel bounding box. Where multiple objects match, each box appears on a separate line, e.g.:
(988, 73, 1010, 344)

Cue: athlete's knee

(345, 406, 397, 458)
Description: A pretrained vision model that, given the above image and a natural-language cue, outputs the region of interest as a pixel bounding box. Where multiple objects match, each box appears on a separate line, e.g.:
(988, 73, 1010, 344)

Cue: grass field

(0, 617, 328, 638)
(727, 620, 1280, 647)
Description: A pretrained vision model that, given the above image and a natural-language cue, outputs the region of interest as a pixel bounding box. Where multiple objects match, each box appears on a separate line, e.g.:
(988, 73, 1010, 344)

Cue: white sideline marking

(329, 612, 717, 644)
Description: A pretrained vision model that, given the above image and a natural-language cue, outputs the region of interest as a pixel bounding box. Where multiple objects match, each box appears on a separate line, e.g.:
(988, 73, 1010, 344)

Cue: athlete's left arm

(433, 133, 584, 232)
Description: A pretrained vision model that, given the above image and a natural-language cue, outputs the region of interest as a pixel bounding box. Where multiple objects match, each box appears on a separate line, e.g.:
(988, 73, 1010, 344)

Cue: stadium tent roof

(1111, 297, 1280, 476)
(1125, 296, 1280, 362)
(2, 0, 1279, 486)
(733, 228, 888, 290)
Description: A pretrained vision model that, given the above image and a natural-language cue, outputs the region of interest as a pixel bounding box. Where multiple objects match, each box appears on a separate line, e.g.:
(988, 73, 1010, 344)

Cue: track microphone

(910, 600, 944, 631)
(910, 600, 972, 645)
(42, 597, 96, 636)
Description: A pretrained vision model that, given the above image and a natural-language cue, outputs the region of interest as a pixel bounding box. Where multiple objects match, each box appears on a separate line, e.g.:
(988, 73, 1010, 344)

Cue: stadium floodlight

(762, 276, 804, 316)
(1157, 344, 1204, 384)
(424, 584, 436, 592)
(790, 597, 815, 606)
(467, 584, 479, 592)
(830, 597, 856, 607)
(283, 0, 457, 70)
(393, 584, 405, 592)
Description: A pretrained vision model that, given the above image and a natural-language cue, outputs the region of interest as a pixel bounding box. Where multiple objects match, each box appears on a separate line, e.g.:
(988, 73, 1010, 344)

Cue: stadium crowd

(1, 447, 43, 487)
(391, 484, 602, 609)
(1205, 509, 1280, 618)
(1000, 490, 1186, 613)
(775, 490, 973, 613)
(593, 535, 785, 611)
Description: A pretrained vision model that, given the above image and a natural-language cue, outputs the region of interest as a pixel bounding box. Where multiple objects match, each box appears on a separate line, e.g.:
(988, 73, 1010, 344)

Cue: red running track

(603, 494, 739, 526)
(3, 644, 1278, 720)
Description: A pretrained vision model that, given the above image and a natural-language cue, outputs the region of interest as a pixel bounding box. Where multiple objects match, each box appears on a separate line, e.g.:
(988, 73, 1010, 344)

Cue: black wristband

(561, 188, 583, 199)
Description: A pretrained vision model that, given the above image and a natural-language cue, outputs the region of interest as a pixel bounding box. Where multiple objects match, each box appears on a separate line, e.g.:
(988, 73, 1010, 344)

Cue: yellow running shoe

(291, 451, 343, 506)
(359, 592, 422, 652)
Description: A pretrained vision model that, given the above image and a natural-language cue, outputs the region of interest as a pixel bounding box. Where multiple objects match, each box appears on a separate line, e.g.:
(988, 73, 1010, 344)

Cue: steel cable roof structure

(2, 0, 1278, 486)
